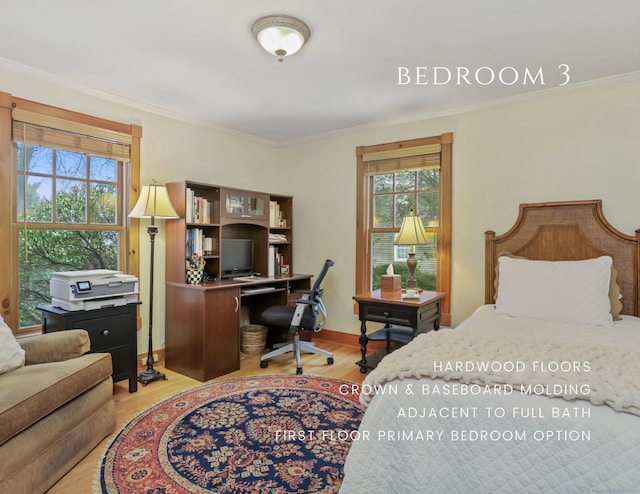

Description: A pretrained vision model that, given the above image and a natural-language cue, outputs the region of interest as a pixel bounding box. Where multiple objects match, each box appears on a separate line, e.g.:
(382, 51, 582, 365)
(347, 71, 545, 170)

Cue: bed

(341, 200, 640, 493)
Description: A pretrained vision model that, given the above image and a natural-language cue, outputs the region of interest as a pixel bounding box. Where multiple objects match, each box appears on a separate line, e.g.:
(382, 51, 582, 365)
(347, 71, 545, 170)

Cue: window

(0, 93, 141, 334)
(15, 146, 123, 327)
(394, 245, 410, 262)
(356, 133, 452, 326)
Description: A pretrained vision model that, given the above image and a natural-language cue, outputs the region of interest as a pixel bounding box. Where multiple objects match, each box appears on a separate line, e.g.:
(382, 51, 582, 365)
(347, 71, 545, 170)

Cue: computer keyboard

(241, 286, 276, 294)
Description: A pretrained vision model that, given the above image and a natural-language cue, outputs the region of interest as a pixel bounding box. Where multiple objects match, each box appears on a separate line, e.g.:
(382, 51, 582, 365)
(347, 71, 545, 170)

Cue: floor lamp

(129, 182, 179, 386)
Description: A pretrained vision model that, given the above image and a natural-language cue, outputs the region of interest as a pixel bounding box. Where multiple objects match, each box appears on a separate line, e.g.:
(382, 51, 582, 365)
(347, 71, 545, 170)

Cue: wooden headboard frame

(485, 200, 640, 317)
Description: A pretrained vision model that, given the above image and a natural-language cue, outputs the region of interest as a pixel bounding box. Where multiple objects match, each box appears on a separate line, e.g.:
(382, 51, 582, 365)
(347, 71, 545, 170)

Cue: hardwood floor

(48, 341, 366, 493)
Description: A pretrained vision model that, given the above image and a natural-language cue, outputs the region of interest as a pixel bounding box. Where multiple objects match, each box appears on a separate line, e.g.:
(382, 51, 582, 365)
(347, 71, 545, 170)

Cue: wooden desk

(353, 290, 446, 373)
(165, 274, 312, 381)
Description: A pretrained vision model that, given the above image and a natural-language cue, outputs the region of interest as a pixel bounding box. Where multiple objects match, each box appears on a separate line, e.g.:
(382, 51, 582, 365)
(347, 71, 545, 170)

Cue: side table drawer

(71, 313, 133, 351)
(358, 302, 414, 327)
(417, 301, 441, 332)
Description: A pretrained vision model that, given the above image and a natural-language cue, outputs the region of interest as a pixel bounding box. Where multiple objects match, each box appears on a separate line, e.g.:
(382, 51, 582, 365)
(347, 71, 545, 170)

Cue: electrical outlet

(140, 354, 159, 365)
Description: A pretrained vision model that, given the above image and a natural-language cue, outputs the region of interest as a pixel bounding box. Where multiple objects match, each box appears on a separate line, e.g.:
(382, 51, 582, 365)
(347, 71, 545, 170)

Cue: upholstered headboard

(485, 200, 640, 316)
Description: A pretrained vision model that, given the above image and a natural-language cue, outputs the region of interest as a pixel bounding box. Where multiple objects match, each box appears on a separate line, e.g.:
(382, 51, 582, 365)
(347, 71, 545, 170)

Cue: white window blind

(12, 108, 131, 161)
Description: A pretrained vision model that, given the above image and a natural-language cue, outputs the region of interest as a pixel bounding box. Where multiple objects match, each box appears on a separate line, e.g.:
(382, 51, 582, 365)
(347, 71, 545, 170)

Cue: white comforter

(341, 306, 640, 493)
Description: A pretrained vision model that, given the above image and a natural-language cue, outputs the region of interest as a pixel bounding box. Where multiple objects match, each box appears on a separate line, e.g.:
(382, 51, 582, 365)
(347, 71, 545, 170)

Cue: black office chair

(260, 259, 335, 375)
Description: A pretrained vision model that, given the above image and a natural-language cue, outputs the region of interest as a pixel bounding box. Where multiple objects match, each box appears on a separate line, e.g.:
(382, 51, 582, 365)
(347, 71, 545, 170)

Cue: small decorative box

(380, 274, 401, 293)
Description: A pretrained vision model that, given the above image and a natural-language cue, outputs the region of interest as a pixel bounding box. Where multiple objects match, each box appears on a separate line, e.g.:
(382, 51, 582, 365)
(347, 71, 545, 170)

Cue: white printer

(50, 269, 139, 311)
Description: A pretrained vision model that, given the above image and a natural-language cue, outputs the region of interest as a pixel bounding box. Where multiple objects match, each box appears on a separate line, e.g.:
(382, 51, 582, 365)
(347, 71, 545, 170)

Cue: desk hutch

(164, 181, 309, 381)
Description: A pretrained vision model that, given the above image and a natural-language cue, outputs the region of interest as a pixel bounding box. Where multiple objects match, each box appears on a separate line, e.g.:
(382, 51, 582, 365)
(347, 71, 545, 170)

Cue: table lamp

(129, 181, 179, 386)
(394, 208, 428, 289)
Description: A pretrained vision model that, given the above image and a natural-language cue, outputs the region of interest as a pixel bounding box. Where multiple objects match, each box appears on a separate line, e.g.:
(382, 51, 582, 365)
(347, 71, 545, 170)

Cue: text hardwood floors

(48, 341, 366, 493)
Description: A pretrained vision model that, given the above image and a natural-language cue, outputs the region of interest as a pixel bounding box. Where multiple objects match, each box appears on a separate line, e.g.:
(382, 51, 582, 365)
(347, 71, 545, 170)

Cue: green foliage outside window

(19, 229, 119, 327)
(16, 143, 120, 328)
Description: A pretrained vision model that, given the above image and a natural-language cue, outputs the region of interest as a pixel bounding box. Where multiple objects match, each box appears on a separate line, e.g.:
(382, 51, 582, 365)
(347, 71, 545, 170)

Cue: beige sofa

(0, 330, 115, 494)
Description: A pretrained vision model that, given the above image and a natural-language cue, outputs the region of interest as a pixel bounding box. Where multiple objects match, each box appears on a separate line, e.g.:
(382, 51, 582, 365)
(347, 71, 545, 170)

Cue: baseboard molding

(312, 328, 402, 351)
(137, 348, 166, 371)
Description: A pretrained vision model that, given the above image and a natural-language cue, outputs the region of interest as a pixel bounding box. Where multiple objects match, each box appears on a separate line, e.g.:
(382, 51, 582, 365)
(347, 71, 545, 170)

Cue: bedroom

(0, 1, 639, 492)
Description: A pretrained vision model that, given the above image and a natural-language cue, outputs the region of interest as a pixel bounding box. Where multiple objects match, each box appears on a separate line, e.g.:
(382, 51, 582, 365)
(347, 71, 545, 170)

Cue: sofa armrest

(18, 330, 91, 365)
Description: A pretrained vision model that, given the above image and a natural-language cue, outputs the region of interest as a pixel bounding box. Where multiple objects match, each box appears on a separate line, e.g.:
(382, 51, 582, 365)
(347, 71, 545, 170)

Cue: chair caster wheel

(327, 357, 334, 365)
(296, 367, 303, 375)
(260, 361, 268, 369)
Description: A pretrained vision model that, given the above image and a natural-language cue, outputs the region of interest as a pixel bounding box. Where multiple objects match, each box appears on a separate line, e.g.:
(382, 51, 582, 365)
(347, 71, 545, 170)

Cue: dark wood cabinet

(221, 188, 269, 222)
(38, 303, 139, 392)
(165, 284, 240, 381)
(165, 276, 311, 381)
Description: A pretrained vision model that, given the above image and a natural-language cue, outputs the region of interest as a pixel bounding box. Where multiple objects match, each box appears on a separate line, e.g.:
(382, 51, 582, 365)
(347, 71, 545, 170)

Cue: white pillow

(495, 255, 613, 326)
(0, 314, 26, 374)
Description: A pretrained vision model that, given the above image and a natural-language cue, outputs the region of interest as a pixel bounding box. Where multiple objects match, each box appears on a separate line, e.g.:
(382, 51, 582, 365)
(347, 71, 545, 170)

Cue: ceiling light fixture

(251, 14, 311, 62)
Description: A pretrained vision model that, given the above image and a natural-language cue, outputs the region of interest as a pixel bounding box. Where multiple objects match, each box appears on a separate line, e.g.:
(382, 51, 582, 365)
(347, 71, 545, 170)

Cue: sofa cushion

(0, 352, 112, 446)
(0, 315, 25, 375)
(19, 329, 91, 365)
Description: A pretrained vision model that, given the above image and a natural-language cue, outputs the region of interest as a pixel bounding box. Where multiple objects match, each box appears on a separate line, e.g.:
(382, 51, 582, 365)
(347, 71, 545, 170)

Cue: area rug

(97, 375, 364, 493)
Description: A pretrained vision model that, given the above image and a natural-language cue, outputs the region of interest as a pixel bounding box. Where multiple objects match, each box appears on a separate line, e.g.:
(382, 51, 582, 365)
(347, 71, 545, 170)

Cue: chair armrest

(18, 330, 91, 365)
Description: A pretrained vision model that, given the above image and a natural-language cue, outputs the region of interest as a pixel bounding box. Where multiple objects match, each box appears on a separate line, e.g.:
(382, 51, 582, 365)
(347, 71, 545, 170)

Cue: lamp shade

(394, 209, 428, 246)
(129, 183, 179, 219)
(252, 15, 310, 61)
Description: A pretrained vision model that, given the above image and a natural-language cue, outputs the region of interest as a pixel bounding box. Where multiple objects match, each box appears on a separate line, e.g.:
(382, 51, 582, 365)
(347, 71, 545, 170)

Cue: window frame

(0, 92, 142, 334)
(355, 133, 452, 326)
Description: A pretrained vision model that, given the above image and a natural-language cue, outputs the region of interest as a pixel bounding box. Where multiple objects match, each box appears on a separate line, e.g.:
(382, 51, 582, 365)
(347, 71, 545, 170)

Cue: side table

(38, 303, 139, 392)
(353, 290, 446, 373)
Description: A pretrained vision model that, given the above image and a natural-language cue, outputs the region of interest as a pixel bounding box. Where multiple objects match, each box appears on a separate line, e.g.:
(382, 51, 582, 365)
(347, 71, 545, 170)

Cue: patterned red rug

(97, 375, 363, 493)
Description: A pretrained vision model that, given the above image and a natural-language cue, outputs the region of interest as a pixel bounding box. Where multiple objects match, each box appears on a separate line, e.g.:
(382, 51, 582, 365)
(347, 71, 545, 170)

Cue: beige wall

(3, 63, 640, 350)
(282, 77, 640, 334)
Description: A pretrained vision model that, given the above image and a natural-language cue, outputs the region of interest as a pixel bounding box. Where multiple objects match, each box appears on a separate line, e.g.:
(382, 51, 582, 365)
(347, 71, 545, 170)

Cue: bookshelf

(165, 181, 221, 284)
(268, 195, 293, 277)
(166, 181, 295, 282)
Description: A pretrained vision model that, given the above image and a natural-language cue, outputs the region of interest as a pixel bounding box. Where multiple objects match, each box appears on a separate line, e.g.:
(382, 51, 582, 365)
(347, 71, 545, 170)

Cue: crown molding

(2, 56, 638, 149)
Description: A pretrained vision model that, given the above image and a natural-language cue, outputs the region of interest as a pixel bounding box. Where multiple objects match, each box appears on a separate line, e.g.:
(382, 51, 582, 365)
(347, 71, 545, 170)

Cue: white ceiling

(1, 0, 639, 144)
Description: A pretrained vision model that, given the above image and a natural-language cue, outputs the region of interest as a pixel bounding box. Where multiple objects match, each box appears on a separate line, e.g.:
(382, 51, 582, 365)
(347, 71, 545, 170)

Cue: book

(268, 245, 275, 276)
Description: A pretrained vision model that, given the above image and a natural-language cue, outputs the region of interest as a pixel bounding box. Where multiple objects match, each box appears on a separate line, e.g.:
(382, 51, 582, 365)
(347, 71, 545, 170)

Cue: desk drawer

(359, 302, 414, 327)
